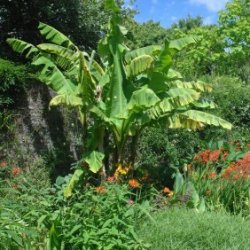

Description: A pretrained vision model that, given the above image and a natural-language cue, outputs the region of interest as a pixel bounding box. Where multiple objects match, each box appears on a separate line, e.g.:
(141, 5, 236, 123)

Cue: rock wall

(12, 82, 82, 175)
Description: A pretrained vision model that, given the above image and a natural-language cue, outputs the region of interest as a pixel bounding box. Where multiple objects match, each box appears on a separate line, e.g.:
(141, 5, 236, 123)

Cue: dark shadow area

(42, 85, 74, 180)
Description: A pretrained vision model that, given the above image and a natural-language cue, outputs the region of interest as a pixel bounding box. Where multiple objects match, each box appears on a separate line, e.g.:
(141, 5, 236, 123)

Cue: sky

(127, 0, 229, 27)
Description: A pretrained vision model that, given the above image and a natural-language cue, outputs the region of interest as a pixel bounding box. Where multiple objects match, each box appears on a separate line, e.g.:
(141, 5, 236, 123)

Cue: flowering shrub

(188, 148, 250, 215)
(40, 180, 151, 249)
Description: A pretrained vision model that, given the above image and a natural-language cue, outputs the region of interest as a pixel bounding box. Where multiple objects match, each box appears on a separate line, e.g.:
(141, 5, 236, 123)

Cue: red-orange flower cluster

(11, 167, 22, 176)
(222, 153, 250, 180)
(193, 149, 225, 164)
(128, 179, 140, 188)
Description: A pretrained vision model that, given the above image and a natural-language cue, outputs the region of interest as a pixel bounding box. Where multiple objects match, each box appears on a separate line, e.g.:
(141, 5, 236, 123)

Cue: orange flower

(11, 167, 22, 176)
(163, 187, 173, 197)
(163, 187, 171, 194)
(95, 186, 106, 193)
(0, 161, 7, 168)
(128, 179, 140, 188)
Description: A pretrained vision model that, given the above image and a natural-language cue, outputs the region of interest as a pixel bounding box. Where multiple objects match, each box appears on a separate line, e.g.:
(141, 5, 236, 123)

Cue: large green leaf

(64, 169, 84, 197)
(128, 87, 160, 111)
(126, 55, 154, 77)
(102, 2, 128, 118)
(32, 56, 76, 94)
(49, 94, 83, 107)
(37, 43, 77, 60)
(154, 41, 172, 72)
(91, 60, 105, 83)
(167, 114, 204, 130)
(37, 43, 78, 70)
(182, 110, 233, 129)
(84, 151, 105, 173)
(167, 110, 232, 130)
(148, 72, 168, 93)
(6, 38, 39, 59)
(38, 22, 76, 49)
(167, 69, 183, 80)
(169, 36, 199, 53)
(124, 45, 161, 63)
(167, 88, 201, 105)
(78, 52, 96, 109)
(146, 91, 200, 121)
(170, 80, 212, 93)
(106, 45, 127, 117)
(192, 101, 217, 109)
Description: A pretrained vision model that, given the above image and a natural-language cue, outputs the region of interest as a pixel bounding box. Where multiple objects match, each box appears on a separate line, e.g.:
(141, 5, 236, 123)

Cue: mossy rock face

(1, 80, 82, 177)
(138, 208, 250, 250)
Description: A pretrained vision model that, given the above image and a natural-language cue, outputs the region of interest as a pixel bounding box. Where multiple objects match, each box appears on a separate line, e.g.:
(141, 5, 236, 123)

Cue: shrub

(138, 208, 250, 250)
(0, 59, 28, 157)
(136, 127, 201, 187)
(0, 165, 152, 249)
(0, 160, 52, 249)
(39, 179, 150, 249)
(0, 58, 27, 108)
(212, 76, 250, 129)
(199, 75, 250, 144)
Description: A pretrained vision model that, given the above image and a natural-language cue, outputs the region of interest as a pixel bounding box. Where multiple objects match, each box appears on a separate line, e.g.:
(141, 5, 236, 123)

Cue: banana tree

(89, 0, 232, 167)
(7, 0, 232, 196)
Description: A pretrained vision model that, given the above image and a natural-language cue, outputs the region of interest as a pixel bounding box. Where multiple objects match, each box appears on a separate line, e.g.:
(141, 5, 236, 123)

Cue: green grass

(138, 208, 250, 250)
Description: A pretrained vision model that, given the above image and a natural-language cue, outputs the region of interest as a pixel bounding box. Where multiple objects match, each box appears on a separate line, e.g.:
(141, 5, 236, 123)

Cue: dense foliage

(0, 0, 249, 249)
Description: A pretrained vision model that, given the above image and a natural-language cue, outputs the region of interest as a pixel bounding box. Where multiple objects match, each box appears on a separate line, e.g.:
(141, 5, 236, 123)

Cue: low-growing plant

(0, 161, 53, 249)
(38, 178, 151, 249)
(0, 166, 154, 249)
